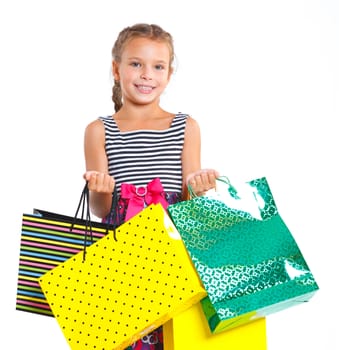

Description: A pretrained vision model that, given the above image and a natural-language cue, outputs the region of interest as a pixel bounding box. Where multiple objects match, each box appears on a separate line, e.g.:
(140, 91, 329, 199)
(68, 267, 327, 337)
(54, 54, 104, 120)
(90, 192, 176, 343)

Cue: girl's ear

(112, 61, 120, 81)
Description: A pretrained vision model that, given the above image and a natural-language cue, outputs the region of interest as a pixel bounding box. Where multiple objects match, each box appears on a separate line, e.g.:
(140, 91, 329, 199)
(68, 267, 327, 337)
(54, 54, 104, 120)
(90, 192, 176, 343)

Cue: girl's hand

(83, 171, 115, 193)
(186, 169, 219, 196)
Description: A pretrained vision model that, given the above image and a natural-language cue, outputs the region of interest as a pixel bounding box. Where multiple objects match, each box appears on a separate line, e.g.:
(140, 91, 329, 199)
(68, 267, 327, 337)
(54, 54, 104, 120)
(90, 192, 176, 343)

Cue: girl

(83, 23, 218, 350)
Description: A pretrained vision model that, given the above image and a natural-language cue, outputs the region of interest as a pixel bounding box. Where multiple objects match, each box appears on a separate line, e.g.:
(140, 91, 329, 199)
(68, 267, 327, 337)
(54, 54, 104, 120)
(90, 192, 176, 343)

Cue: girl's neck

(114, 102, 168, 120)
(113, 104, 174, 132)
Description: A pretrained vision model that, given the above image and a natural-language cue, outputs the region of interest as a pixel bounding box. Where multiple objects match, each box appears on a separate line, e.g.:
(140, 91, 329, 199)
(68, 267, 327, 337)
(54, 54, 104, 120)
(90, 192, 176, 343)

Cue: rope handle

(187, 176, 239, 199)
(70, 182, 118, 261)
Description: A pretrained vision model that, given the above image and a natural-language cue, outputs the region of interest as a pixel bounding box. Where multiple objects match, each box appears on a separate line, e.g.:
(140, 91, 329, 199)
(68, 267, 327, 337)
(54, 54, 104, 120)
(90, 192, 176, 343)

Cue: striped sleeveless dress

(99, 113, 188, 350)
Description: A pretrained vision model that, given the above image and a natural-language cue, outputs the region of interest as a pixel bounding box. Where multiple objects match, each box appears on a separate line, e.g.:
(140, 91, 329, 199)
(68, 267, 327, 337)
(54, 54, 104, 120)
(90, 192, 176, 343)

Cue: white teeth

(138, 85, 153, 91)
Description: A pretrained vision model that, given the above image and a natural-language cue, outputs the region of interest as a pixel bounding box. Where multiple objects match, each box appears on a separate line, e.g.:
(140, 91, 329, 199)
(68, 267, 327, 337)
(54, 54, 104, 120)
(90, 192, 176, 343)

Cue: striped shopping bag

(16, 183, 116, 316)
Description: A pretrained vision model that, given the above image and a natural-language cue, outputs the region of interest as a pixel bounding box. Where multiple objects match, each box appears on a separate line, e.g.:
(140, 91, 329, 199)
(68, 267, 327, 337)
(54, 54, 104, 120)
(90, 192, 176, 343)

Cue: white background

(1, 0, 338, 348)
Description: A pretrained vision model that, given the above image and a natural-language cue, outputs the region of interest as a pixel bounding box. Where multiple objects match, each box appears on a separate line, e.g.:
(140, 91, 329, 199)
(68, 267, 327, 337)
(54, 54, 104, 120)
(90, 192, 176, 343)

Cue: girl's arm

(84, 119, 115, 218)
(181, 116, 219, 199)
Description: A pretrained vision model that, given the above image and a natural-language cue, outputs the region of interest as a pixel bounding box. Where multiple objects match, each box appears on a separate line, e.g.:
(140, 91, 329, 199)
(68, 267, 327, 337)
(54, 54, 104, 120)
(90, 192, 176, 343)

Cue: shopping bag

(39, 203, 207, 350)
(163, 303, 267, 349)
(16, 184, 112, 316)
(168, 176, 319, 334)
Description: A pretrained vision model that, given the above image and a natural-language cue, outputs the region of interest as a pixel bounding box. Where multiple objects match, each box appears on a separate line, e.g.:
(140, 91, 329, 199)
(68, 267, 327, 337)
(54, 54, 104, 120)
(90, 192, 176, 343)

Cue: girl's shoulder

(180, 113, 200, 133)
(172, 112, 191, 123)
(98, 115, 115, 123)
(175, 112, 189, 118)
(96, 116, 119, 131)
(174, 113, 197, 124)
(84, 118, 106, 142)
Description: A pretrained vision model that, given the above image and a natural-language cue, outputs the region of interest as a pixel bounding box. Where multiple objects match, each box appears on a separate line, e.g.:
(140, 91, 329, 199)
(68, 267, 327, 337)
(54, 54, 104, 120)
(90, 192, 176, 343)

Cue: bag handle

(188, 176, 239, 199)
(108, 185, 119, 239)
(71, 182, 118, 261)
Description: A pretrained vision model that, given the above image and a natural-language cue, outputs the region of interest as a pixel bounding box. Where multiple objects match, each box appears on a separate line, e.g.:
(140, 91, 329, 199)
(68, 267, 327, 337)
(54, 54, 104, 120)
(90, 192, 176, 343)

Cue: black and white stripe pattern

(99, 113, 188, 194)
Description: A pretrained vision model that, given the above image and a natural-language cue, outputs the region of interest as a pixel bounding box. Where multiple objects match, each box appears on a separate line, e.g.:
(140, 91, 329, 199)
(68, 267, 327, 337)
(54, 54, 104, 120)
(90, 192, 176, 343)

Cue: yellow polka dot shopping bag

(167, 176, 319, 335)
(39, 202, 206, 350)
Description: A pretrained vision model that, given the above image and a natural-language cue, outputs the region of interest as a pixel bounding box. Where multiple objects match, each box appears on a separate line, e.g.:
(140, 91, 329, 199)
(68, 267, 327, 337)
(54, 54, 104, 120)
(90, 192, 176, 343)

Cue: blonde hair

(111, 23, 175, 112)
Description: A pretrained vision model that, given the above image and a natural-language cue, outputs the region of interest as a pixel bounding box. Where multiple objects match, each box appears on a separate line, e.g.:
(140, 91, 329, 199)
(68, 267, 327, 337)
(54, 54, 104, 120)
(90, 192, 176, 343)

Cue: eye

(155, 64, 165, 70)
(130, 61, 141, 68)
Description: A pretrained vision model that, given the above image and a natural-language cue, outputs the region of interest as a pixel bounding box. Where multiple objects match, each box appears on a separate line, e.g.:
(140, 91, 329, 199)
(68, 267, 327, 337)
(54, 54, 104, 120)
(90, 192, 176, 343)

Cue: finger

(199, 172, 210, 190)
(200, 170, 218, 189)
(104, 174, 115, 192)
(95, 173, 107, 191)
(186, 173, 195, 185)
(193, 175, 203, 190)
(87, 173, 99, 191)
(83, 170, 99, 181)
(207, 172, 217, 187)
(201, 169, 219, 179)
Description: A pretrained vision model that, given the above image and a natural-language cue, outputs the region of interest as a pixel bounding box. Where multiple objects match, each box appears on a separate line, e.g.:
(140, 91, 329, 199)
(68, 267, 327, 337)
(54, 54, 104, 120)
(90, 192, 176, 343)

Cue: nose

(140, 66, 152, 80)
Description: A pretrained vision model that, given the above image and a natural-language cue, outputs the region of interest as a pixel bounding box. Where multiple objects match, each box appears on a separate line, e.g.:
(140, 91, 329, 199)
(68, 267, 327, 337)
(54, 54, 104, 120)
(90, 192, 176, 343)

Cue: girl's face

(113, 37, 172, 108)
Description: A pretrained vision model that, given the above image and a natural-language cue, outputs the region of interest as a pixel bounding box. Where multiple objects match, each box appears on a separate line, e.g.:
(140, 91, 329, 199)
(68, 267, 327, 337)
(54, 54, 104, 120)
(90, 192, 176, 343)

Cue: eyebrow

(127, 56, 168, 64)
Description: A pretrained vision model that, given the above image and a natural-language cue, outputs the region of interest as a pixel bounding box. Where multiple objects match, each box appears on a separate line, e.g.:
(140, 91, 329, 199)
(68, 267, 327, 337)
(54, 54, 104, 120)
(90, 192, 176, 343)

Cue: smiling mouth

(135, 84, 155, 93)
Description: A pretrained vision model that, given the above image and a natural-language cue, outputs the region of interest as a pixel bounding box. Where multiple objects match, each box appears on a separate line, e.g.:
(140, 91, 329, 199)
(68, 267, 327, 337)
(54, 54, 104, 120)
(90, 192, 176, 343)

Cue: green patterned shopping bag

(168, 176, 319, 334)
